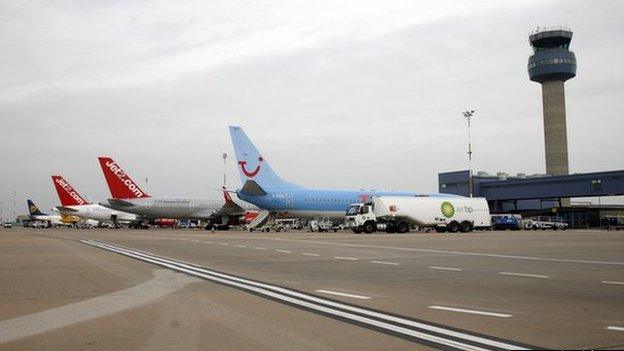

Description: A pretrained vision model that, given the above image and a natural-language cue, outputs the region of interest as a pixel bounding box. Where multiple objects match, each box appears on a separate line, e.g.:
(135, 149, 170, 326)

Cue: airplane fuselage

(237, 188, 457, 220)
(58, 204, 138, 222)
(100, 197, 224, 220)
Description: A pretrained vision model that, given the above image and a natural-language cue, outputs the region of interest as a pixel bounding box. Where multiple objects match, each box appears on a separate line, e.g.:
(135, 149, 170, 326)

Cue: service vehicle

(524, 216, 568, 230)
(2, 222, 12, 228)
(275, 218, 302, 231)
(308, 218, 338, 232)
(345, 196, 491, 234)
(600, 215, 624, 230)
(491, 214, 522, 230)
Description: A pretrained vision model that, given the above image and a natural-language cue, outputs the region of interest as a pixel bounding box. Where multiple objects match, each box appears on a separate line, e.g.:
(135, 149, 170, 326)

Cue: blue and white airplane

(228, 126, 459, 225)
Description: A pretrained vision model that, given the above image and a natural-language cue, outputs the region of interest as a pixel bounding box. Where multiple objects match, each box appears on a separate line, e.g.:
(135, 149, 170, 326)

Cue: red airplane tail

(98, 157, 150, 199)
(222, 186, 234, 203)
(51, 175, 90, 206)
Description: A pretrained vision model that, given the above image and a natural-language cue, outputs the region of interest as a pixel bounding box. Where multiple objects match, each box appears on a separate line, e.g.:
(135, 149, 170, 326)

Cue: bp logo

(440, 201, 455, 218)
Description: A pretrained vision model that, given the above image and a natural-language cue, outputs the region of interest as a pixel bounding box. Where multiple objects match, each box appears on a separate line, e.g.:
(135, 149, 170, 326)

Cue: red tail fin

(98, 157, 150, 199)
(51, 175, 90, 206)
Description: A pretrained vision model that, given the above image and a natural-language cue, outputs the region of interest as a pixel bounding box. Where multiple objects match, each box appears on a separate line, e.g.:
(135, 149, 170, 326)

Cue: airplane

(228, 126, 461, 227)
(97, 156, 252, 229)
(27, 199, 77, 227)
(51, 175, 140, 227)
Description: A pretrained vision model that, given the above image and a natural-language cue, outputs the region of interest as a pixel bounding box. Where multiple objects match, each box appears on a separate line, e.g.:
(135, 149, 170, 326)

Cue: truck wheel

(396, 221, 409, 234)
(532, 225, 539, 230)
(352, 228, 362, 234)
(459, 221, 473, 233)
(447, 221, 459, 233)
(435, 226, 447, 233)
(363, 222, 376, 234)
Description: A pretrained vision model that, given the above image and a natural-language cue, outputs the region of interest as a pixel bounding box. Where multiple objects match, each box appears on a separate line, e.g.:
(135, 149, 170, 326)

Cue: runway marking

(191, 240, 200, 242)
(315, 289, 371, 300)
(428, 306, 512, 318)
(371, 261, 399, 266)
(499, 272, 549, 279)
(429, 266, 463, 271)
(276, 249, 291, 253)
(235, 245, 247, 248)
(81, 240, 536, 351)
(204, 241, 214, 244)
(253, 247, 267, 250)
(334, 256, 359, 261)
(218, 243, 229, 246)
(0, 270, 197, 344)
(602, 280, 624, 285)
(267, 238, 624, 266)
(607, 326, 624, 332)
(302, 253, 320, 257)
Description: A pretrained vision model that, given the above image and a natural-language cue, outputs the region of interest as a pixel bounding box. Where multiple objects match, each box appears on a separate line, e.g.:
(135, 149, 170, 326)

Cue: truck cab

(345, 203, 376, 233)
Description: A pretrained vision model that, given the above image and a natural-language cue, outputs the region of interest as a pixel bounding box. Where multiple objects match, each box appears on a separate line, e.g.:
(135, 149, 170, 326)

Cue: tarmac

(1, 227, 623, 350)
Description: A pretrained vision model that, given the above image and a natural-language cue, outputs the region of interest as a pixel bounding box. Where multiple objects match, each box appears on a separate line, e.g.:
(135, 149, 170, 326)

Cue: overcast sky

(1, 0, 623, 216)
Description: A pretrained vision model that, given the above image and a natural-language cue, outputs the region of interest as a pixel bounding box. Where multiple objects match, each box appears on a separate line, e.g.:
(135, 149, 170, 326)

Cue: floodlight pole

(222, 153, 228, 188)
(462, 110, 475, 197)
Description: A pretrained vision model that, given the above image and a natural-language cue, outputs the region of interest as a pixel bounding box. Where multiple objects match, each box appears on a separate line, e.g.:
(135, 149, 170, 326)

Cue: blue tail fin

(27, 199, 47, 216)
(228, 126, 299, 189)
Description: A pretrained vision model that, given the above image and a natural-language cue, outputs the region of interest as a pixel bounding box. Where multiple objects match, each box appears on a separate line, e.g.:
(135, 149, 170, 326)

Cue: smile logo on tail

(239, 157, 263, 178)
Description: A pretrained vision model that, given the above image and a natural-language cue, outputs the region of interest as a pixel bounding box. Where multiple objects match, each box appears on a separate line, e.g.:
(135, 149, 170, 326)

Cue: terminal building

(438, 170, 624, 228)
(439, 27, 624, 228)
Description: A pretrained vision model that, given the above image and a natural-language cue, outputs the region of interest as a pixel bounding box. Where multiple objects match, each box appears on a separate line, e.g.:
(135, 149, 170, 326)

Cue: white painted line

(276, 249, 291, 253)
(371, 261, 399, 266)
(81, 240, 532, 350)
(253, 247, 267, 250)
(602, 280, 624, 285)
(334, 256, 359, 261)
(499, 272, 549, 279)
(429, 306, 512, 318)
(235, 245, 247, 248)
(204, 241, 214, 244)
(607, 326, 624, 331)
(429, 266, 462, 271)
(218, 243, 229, 246)
(302, 253, 320, 257)
(268, 238, 624, 266)
(0, 270, 197, 344)
(315, 290, 371, 300)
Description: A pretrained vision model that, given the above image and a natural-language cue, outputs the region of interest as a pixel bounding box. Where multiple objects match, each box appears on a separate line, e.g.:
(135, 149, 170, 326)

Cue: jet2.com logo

(440, 201, 455, 218)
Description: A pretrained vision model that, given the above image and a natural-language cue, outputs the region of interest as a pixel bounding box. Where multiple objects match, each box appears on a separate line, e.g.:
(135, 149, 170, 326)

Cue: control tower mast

(528, 27, 576, 176)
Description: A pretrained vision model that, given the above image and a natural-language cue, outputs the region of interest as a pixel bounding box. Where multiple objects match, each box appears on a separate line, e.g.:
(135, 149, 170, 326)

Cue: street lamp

(461, 110, 475, 197)
(222, 153, 228, 188)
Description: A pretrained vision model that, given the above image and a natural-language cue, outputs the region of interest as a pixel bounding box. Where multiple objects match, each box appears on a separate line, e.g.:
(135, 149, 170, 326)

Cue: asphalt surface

(1, 227, 623, 350)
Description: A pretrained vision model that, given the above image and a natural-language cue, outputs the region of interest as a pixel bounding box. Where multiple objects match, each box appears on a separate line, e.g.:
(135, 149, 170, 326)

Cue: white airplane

(51, 175, 139, 227)
(97, 157, 249, 229)
(27, 199, 76, 227)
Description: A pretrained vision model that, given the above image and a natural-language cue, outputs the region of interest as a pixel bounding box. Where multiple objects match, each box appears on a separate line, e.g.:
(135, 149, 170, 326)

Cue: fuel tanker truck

(345, 196, 491, 234)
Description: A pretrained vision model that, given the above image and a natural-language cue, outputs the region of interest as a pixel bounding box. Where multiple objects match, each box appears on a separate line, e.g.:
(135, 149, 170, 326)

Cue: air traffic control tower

(528, 27, 576, 176)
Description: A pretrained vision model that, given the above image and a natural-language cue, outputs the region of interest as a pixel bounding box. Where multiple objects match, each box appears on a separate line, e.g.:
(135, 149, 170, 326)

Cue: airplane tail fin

(97, 157, 150, 199)
(228, 126, 299, 189)
(27, 199, 47, 216)
(223, 186, 234, 203)
(51, 175, 90, 206)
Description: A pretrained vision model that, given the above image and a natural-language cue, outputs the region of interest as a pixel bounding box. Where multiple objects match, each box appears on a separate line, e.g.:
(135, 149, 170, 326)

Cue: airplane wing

(56, 206, 79, 213)
(104, 199, 136, 208)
